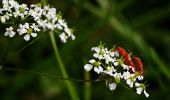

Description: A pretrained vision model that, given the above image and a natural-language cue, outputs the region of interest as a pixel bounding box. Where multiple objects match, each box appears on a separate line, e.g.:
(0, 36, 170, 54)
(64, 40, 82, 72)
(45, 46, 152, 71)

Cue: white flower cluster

(0, 0, 75, 42)
(84, 44, 149, 98)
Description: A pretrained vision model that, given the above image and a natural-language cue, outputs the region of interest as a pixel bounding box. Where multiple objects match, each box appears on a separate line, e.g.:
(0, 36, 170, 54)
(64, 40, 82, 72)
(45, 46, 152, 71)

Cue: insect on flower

(116, 47, 135, 70)
(116, 47, 127, 57)
(84, 43, 149, 98)
(133, 56, 144, 75)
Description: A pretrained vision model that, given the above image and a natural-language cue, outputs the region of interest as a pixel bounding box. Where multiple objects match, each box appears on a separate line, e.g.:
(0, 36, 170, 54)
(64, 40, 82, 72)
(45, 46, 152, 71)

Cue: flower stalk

(49, 31, 79, 100)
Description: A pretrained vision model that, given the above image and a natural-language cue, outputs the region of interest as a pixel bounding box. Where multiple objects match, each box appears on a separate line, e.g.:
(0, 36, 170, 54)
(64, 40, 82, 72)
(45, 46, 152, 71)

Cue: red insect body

(116, 47, 144, 74)
(124, 60, 134, 68)
(117, 47, 127, 57)
(117, 47, 135, 70)
(124, 53, 132, 62)
(133, 56, 144, 75)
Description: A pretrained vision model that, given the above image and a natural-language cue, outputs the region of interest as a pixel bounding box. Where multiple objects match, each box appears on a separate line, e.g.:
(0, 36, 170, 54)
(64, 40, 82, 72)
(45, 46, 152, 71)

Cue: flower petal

(31, 33, 37, 37)
(109, 83, 117, 91)
(144, 90, 149, 98)
(94, 67, 100, 74)
(98, 66, 103, 72)
(89, 59, 95, 64)
(135, 82, 141, 87)
(84, 64, 93, 71)
(24, 34, 30, 41)
(137, 76, 144, 81)
(136, 87, 143, 94)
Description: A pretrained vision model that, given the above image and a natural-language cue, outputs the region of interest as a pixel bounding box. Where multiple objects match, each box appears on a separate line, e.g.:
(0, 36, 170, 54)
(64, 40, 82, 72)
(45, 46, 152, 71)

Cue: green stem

(84, 70, 91, 100)
(49, 31, 80, 100)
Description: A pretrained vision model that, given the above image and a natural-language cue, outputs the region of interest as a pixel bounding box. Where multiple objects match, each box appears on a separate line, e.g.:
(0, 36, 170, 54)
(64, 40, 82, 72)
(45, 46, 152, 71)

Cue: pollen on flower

(84, 43, 149, 98)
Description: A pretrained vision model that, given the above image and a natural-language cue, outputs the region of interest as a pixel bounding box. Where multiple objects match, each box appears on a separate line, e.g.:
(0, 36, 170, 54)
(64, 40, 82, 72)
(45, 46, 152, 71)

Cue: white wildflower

(113, 72, 122, 79)
(17, 23, 28, 35)
(135, 83, 149, 98)
(94, 66, 103, 74)
(103, 66, 116, 76)
(4, 26, 16, 37)
(17, 23, 37, 41)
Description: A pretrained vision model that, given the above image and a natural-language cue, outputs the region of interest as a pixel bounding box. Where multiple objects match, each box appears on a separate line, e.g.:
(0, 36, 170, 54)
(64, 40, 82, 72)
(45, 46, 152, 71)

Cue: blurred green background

(0, 0, 170, 100)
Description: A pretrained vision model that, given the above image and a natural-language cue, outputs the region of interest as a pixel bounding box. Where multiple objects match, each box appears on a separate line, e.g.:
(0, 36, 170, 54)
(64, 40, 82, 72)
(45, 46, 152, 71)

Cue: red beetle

(117, 47, 135, 70)
(117, 47, 128, 57)
(133, 56, 144, 75)
(116, 47, 144, 74)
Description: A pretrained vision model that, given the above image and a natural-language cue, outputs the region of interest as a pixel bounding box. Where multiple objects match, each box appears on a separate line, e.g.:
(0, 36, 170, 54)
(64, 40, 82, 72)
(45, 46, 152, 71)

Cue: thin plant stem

(84, 70, 91, 100)
(2, 66, 97, 83)
(49, 31, 80, 100)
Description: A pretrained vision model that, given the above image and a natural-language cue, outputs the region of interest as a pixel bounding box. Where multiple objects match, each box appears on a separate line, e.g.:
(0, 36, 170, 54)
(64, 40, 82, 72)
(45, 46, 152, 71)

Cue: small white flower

(0, 16, 6, 23)
(59, 32, 68, 43)
(30, 23, 40, 32)
(122, 71, 136, 88)
(4, 26, 16, 37)
(126, 78, 134, 88)
(17, 23, 37, 41)
(108, 83, 117, 91)
(29, 4, 43, 21)
(94, 66, 103, 74)
(9, 0, 19, 8)
(113, 72, 122, 79)
(13, 3, 28, 18)
(104, 54, 112, 64)
(93, 48, 105, 59)
(135, 83, 149, 98)
(103, 66, 116, 76)
(122, 71, 131, 80)
(85, 59, 103, 74)
(0, 12, 12, 23)
(3, 0, 12, 12)
(17, 24, 27, 35)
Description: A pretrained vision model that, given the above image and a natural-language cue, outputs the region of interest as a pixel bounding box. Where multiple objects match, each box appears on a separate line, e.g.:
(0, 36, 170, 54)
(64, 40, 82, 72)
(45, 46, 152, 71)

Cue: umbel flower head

(0, 0, 75, 43)
(84, 43, 149, 98)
